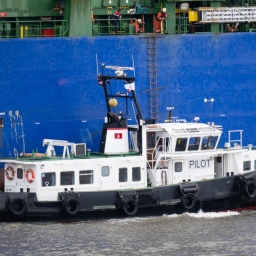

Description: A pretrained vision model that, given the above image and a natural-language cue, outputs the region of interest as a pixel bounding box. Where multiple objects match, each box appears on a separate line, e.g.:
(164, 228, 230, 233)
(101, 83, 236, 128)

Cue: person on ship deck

(111, 9, 122, 34)
(154, 8, 168, 33)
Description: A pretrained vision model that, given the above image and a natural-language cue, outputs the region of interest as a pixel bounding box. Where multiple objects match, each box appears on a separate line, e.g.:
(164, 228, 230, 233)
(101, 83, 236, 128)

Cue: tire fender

(63, 197, 80, 215)
(120, 195, 139, 217)
(181, 193, 197, 211)
(8, 198, 27, 216)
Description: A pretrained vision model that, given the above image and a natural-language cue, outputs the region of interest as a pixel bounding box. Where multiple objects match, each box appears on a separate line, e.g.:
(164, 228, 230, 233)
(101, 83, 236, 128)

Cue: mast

(97, 63, 144, 154)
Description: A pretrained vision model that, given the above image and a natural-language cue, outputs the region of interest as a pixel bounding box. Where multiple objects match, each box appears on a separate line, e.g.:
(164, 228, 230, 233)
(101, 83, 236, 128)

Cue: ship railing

(92, 17, 170, 36)
(92, 18, 139, 36)
(176, 15, 190, 34)
(0, 19, 68, 39)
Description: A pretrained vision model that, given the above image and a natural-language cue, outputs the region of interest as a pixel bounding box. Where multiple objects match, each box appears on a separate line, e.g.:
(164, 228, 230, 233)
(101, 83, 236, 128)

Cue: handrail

(92, 18, 138, 36)
(0, 19, 68, 39)
(92, 17, 188, 36)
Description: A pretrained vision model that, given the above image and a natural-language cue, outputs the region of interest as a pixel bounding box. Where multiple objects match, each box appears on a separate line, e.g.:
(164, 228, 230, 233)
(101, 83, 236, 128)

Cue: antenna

(96, 53, 99, 75)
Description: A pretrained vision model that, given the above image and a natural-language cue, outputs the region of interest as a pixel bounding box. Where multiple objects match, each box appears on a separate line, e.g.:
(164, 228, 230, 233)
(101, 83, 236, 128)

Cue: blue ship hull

(0, 33, 256, 157)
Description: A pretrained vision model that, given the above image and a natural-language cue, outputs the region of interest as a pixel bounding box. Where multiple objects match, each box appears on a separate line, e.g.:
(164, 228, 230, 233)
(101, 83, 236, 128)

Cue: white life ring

(6, 166, 15, 180)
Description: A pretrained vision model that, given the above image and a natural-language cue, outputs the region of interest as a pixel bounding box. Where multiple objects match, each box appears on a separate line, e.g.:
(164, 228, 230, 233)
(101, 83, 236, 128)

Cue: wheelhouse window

(119, 168, 127, 182)
(41, 172, 56, 187)
(201, 136, 218, 150)
(132, 167, 141, 181)
(243, 161, 251, 171)
(101, 166, 110, 177)
(175, 138, 187, 151)
(188, 137, 200, 151)
(174, 162, 182, 172)
(17, 168, 23, 179)
(79, 170, 93, 184)
(254, 160, 256, 170)
(147, 132, 156, 148)
(61, 171, 74, 185)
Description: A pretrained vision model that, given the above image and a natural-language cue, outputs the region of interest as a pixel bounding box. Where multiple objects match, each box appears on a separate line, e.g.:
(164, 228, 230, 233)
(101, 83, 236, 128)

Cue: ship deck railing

(92, 17, 170, 36)
(1, 151, 141, 162)
(0, 19, 68, 39)
(93, 18, 139, 36)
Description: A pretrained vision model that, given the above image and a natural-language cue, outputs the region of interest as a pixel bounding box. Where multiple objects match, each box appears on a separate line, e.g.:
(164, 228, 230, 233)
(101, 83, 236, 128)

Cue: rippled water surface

(0, 210, 256, 256)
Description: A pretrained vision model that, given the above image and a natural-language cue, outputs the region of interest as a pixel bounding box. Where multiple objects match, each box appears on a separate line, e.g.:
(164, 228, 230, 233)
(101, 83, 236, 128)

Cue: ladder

(198, 7, 256, 23)
(147, 34, 158, 121)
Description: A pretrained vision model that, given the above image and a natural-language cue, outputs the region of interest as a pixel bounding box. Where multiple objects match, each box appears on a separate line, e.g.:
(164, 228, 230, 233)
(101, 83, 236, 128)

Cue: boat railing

(0, 19, 68, 39)
(147, 137, 170, 172)
(228, 130, 243, 148)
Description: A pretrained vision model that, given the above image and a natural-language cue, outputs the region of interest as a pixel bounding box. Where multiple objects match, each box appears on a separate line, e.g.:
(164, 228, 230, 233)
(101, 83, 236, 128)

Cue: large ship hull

(0, 33, 256, 157)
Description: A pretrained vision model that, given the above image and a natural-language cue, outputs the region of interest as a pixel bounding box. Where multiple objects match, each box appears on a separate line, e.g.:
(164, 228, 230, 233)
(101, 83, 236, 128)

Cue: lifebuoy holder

(6, 166, 15, 181)
(25, 169, 35, 183)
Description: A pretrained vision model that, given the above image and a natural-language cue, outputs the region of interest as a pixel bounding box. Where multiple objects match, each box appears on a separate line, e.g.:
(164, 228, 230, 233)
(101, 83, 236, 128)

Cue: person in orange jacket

(135, 19, 144, 34)
(154, 8, 168, 33)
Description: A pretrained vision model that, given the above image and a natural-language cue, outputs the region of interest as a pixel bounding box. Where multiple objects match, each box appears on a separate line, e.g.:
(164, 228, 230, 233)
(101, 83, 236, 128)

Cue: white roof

(146, 122, 222, 136)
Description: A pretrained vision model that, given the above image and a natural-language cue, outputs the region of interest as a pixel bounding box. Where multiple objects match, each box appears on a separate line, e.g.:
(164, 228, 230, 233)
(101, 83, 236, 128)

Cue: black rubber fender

(8, 198, 27, 216)
(121, 200, 139, 217)
(62, 197, 80, 215)
(181, 193, 197, 211)
(245, 180, 256, 199)
(120, 194, 139, 217)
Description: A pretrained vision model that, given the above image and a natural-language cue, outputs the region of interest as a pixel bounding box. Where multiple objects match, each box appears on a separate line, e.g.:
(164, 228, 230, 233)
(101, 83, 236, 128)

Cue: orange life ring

(6, 166, 15, 180)
(25, 169, 35, 183)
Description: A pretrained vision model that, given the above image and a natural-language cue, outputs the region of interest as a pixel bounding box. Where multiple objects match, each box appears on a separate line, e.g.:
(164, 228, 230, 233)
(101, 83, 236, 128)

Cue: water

(0, 210, 256, 256)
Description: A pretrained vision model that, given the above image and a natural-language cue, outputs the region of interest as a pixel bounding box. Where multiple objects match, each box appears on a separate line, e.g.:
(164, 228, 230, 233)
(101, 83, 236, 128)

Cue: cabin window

(79, 170, 93, 184)
(119, 168, 127, 182)
(243, 161, 251, 171)
(41, 172, 56, 187)
(175, 138, 187, 151)
(101, 166, 110, 177)
(174, 162, 182, 172)
(61, 171, 74, 185)
(188, 137, 200, 151)
(254, 160, 256, 170)
(132, 167, 141, 181)
(17, 168, 23, 179)
(201, 136, 218, 150)
(147, 132, 155, 148)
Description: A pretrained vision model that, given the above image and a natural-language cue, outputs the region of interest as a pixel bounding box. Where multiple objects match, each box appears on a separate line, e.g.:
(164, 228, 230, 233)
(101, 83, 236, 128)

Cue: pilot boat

(0, 63, 256, 219)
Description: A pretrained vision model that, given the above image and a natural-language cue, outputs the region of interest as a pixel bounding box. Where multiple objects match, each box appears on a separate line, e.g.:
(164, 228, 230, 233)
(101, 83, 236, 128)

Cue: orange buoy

(25, 169, 35, 183)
